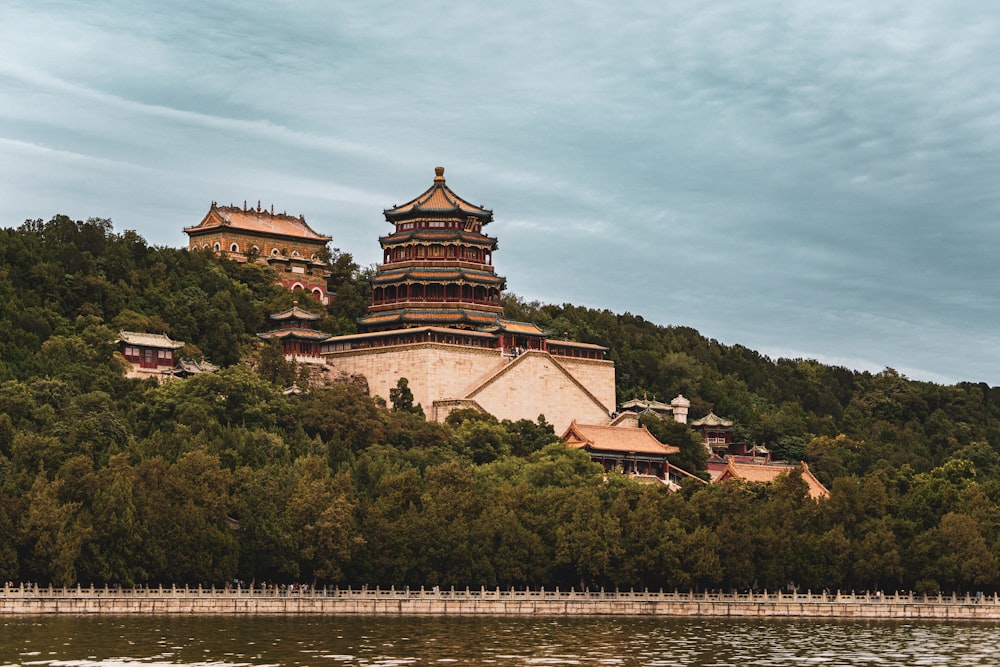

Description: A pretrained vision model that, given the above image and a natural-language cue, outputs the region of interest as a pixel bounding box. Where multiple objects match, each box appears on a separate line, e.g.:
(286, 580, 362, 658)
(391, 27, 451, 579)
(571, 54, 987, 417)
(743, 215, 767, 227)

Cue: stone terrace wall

(4, 586, 1000, 619)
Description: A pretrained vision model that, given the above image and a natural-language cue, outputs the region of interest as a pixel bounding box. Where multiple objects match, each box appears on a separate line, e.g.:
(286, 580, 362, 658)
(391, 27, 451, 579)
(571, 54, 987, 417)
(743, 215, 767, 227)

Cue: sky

(2, 1, 1000, 386)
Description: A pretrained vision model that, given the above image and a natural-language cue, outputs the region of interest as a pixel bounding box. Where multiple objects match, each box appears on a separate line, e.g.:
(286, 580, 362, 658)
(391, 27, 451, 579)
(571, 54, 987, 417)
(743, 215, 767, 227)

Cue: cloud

(3, 0, 1000, 384)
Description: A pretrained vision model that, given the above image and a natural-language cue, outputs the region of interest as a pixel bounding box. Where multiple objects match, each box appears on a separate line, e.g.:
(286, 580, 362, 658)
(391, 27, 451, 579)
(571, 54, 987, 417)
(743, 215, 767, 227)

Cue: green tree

(19, 474, 92, 586)
(640, 414, 707, 474)
(389, 377, 423, 416)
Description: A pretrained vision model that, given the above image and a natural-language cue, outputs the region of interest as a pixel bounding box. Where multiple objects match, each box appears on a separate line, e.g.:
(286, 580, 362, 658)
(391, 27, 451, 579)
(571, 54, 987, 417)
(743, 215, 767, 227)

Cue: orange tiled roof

(184, 203, 331, 242)
(561, 421, 680, 456)
(384, 167, 493, 224)
(257, 329, 331, 341)
(478, 318, 550, 337)
(547, 339, 610, 351)
(718, 460, 829, 499)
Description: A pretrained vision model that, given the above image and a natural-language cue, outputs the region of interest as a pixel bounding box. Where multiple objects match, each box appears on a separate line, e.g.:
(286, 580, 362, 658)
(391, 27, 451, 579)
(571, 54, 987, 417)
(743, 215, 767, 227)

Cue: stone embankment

(4, 585, 1000, 619)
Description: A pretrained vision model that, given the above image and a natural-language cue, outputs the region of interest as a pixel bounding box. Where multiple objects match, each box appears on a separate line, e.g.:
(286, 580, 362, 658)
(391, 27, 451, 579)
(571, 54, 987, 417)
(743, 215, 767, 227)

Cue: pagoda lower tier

(359, 305, 502, 330)
(363, 263, 505, 330)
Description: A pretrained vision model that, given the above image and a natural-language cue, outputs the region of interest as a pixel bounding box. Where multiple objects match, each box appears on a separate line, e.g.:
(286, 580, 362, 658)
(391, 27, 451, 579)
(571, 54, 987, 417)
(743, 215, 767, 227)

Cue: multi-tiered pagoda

(360, 166, 505, 331)
(321, 167, 616, 431)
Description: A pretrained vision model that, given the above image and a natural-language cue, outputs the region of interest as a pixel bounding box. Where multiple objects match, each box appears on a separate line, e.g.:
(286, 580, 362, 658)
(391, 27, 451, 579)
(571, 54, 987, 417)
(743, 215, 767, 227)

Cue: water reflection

(1, 616, 998, 666)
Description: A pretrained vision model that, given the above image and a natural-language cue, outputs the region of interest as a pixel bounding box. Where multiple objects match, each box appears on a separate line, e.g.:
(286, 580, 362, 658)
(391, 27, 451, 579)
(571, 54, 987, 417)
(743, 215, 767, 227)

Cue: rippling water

(1, 616, 998, 666)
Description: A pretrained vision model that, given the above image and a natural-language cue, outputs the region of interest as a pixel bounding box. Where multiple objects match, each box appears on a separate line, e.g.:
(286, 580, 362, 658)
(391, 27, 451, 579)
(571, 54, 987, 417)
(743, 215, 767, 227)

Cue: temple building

(257, 301, 331, 361)
(693, 410, 772, 465)
(362, 166, 504, 331)
(184, 201, 333, 304)
(714, 460, 829, 499)
(561, 419, 703, 490)
(321, 167, 616, 432)
(618, 394, 691, 424)
(116, 330, 216, 380)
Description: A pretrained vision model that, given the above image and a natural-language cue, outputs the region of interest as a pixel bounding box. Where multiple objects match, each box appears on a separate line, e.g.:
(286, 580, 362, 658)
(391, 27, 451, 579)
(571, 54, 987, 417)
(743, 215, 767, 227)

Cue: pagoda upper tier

(360, 167, 506, 331)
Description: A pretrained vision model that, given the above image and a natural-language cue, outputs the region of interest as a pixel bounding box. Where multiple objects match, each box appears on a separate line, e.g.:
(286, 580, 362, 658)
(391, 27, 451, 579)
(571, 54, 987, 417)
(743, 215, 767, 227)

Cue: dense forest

(3, 215, 1000, 594)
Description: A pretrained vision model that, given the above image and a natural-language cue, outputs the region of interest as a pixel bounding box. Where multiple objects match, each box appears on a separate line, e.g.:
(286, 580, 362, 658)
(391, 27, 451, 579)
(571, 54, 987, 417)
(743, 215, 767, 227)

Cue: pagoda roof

(269, 302, 322, 321)
(562, 421, 680, 456)
(372, 266, 505, 286)
(691, 411, 734, 427)
(717, 460, 829, 499)
(257, 328, 332, 342)
(175, 357, 218, 375)
(384, 167, 493, 224)
(117, 330, 185, 350)
(359, 307, 501, 329)
(184, 202, 332, 243)
(621, 397, 675, 412)
(478, 318, 550, 337)
(380, 230, 499, 246)
(546, 339, 609, 352)
(323, 326, 497, 345)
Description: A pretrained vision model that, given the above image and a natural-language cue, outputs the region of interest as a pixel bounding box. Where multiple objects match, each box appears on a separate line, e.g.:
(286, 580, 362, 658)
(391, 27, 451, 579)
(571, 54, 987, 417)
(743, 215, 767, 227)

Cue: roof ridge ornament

(434, 166, 445, 182)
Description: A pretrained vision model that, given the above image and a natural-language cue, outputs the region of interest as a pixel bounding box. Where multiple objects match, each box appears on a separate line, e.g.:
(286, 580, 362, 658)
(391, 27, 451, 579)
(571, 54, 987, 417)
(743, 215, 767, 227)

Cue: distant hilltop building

(362, 165, 504, 330)
(619, 394, 691, 424)
(715, 460, 829, 499)
(561, 419, 703, 491)
(184, 201, 332, 304)
(116, 330, 216, 380)
(320, 167, 615, 432)
(256, 301, 329, 360)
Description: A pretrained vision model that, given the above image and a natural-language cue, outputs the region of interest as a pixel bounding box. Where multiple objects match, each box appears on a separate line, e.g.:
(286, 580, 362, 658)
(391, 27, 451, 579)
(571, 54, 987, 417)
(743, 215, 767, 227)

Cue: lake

(1, 615, 997, 665)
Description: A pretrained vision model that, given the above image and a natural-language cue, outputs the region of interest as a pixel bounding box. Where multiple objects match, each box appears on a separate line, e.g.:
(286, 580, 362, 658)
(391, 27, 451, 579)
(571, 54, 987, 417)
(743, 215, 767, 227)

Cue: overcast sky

(3, 1, 999, 385)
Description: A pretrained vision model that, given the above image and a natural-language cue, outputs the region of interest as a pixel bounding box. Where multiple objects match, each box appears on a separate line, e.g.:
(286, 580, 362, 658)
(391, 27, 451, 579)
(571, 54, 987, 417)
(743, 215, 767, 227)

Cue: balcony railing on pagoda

(378, 259, 495, 270)
(369, 297, 501, 309)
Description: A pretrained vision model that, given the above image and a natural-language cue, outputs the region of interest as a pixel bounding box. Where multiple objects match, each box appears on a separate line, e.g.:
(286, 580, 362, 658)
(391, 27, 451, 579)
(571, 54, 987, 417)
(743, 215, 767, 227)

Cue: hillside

(1, 215, 999, 594)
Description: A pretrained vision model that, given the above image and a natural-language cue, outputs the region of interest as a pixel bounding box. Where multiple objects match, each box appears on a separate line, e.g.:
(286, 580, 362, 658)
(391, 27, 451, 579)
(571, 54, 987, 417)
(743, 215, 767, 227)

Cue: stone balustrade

(2, 584, 998, 618)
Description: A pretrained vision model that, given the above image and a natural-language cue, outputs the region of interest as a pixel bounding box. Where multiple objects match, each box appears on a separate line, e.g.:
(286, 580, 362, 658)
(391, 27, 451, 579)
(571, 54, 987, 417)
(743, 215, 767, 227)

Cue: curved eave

(185, 225, 332, 245)
(269, 307, 322, 321)
(258, 329, 332, 341)
(384, 205, 493, 224)
(379, 230, 499, 247)
(372, 269, 505, 285)
(382, 171, 493, 224)
(184, 205, 332, 243)
(359, 308, 502, 328)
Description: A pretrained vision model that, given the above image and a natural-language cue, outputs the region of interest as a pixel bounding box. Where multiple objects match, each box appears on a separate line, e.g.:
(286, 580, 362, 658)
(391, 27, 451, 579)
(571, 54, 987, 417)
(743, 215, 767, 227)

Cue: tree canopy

(2, 216, 1000, 594)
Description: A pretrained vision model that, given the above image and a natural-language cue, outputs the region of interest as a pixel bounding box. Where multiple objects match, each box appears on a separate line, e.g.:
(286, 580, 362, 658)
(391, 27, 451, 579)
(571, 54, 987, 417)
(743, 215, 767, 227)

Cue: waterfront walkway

(3, 585, 1000, 619)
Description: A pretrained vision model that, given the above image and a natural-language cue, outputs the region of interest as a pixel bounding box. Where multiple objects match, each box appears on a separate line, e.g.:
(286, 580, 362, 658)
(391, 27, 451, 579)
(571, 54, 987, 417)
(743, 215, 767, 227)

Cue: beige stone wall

(466, 353, 613, 431)
(324, 345, 616, 432)
(551, 357, 617, 415)
(326, 344, 504, 410)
